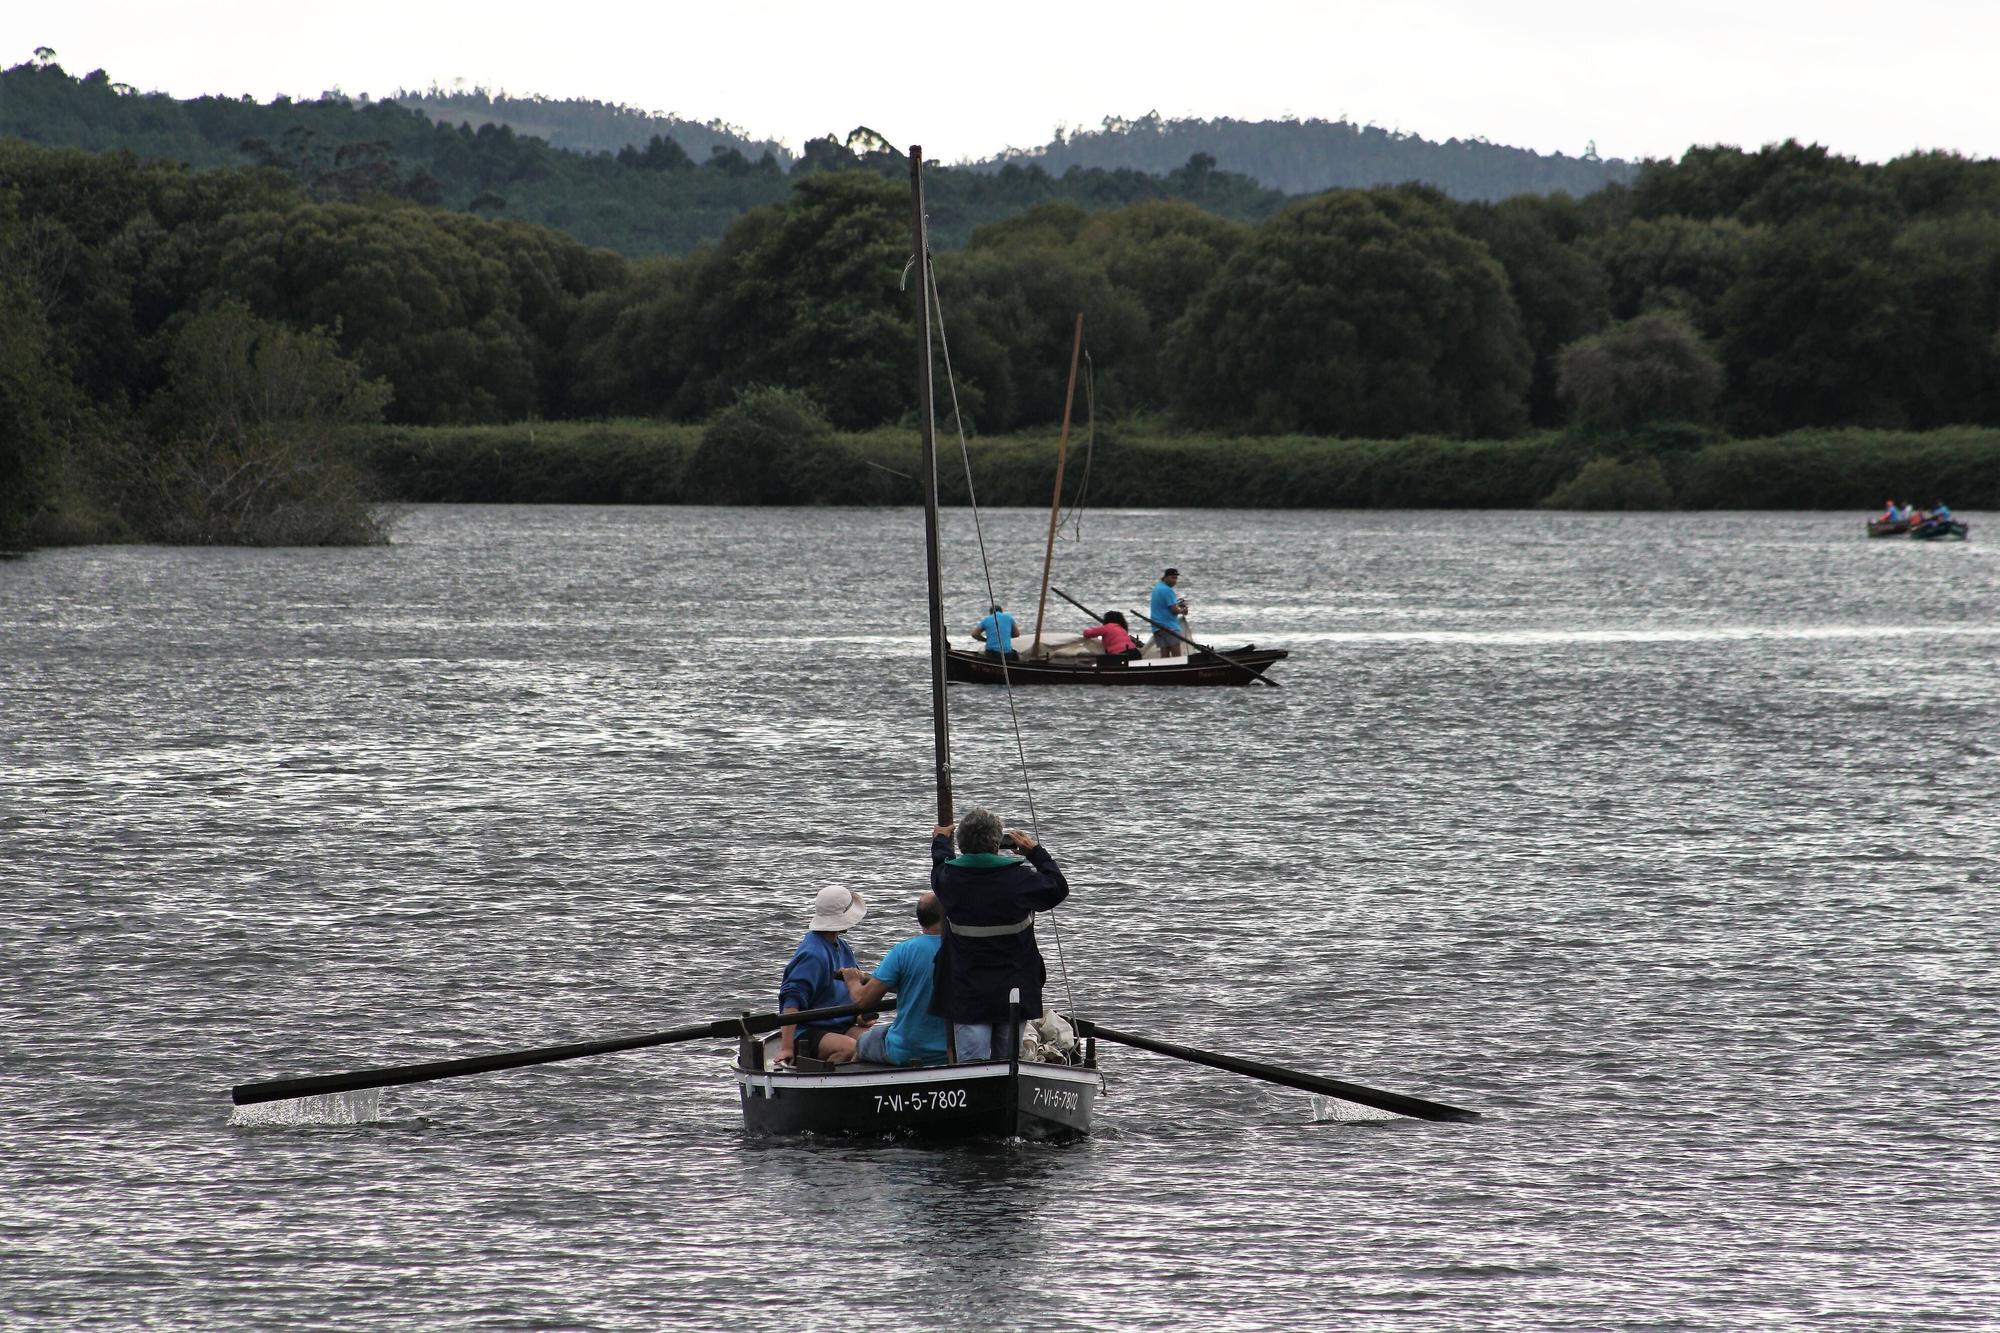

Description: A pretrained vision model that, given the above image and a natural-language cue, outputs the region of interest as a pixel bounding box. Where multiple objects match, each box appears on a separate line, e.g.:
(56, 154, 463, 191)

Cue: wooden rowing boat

(968, 317, 1286, 688)
(946, 644, 1288, 686)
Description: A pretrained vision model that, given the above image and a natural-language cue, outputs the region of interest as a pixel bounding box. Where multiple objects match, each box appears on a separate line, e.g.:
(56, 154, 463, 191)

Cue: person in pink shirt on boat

(1080, 610, 1142, 664)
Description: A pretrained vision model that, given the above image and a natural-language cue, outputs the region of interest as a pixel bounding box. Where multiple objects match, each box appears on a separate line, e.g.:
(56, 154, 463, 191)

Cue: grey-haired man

(927, 808, 1070, 1061)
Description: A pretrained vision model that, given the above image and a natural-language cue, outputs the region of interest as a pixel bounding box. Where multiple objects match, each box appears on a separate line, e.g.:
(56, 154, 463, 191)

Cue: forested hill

(0, 57, 1282, 255)
(975, 113, 1634, 200)
(390, 88, 791, 166)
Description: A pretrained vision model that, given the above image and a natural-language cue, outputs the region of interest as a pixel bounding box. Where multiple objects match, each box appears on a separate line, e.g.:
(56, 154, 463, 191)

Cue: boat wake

(228, 1089, 382, 1127)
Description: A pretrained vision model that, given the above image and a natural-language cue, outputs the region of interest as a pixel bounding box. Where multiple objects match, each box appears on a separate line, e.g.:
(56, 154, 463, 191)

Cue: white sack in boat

(1041, 633, 1095, 658)
(1020, 1009, 1078, 1063)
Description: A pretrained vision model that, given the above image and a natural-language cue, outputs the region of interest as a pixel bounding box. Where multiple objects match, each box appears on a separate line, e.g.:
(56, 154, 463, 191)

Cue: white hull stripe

(734, 1062, 1103, 1093)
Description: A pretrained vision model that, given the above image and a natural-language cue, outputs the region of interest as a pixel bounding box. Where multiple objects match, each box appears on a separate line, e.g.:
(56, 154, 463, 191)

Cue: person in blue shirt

(973, 603, 1019, 659)
(1148, 568, 1188, 657)
(849, 892, 949, 1066)
(1933, 500, 1953, 520)
(776, 886, 870, 1067)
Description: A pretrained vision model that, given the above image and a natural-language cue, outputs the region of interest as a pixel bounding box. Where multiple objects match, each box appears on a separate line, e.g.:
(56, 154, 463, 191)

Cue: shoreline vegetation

(353, 416, 2000, 513)
(11, 55, 2000, 547)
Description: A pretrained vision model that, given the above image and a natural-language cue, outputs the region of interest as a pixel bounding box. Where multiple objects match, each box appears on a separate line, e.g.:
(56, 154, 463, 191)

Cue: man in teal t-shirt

(973, 604, 1019, 658)
(853, 892, 949, 1066)
(1149, 568, 1187, 656)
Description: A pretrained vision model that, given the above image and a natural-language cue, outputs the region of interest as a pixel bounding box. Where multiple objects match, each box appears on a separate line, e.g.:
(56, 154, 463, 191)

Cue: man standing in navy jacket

(929, 807, 1070, 1061)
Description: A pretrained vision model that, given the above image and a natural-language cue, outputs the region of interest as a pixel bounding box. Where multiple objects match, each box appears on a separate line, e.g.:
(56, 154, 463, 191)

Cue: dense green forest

(7, 46, 2000, 548)
(974, 112, 1634, 199)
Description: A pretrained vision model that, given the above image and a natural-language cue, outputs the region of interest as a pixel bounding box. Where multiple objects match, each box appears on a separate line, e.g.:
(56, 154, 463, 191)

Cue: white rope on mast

(920, 238, 1082, 1025)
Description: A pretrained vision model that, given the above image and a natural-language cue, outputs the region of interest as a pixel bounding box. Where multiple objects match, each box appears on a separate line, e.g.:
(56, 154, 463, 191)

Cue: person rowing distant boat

(1149, 568, 1189, 656)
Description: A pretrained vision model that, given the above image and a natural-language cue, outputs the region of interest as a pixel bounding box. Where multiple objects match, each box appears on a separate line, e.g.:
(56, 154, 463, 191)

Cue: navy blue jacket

(928, 834, 1070, 1024)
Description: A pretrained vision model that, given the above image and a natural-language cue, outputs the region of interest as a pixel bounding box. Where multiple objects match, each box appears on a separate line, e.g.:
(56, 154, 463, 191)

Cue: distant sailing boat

(939, 315, 1288, 687)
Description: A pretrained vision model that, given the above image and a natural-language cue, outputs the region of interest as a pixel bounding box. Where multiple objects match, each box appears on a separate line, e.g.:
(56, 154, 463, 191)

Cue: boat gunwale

(733, 1060, 1103, 1093)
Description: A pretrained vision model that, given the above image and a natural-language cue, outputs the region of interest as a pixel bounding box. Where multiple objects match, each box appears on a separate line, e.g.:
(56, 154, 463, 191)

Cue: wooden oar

(230, 997, 895, 1106)
(1070, 1018, 1480, 1123)
(1050, 586, 1279, 687)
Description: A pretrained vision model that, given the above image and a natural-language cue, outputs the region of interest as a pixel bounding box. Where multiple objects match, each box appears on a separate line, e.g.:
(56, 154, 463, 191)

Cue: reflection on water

(3, 506, 1997, 1331)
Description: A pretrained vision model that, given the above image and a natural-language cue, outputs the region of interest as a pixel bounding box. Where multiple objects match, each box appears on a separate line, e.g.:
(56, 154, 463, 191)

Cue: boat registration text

(873, 1089, 969, 1114)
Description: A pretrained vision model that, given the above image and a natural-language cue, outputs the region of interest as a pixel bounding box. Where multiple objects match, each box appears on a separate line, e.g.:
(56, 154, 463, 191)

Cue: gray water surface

(4, 506, 1997, 1331)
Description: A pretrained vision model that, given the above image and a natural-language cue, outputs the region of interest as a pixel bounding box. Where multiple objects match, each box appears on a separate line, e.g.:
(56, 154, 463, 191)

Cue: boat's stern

(735, 1032, 1101, 1140)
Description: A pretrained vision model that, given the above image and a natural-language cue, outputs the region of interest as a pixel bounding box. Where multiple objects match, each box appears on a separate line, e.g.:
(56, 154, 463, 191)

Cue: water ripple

(3, 507, 1997, 1331)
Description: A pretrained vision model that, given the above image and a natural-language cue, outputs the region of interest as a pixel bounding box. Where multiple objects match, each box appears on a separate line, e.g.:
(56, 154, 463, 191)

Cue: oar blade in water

(1074, 1018, 1480, 1123)
(228, 1089, 383, 1127)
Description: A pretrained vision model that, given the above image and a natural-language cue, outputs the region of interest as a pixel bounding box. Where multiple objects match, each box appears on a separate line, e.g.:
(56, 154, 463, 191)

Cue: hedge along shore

(350, 420, 2000, 511)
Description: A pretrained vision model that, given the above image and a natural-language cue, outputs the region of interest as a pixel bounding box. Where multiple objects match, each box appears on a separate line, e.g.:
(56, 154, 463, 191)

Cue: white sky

(13, 0, 1998, 165)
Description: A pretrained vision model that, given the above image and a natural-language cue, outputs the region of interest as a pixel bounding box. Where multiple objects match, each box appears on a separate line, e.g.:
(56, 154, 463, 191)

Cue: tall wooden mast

(1029, 313, 1085, 655)
(910, 145, 953, 827)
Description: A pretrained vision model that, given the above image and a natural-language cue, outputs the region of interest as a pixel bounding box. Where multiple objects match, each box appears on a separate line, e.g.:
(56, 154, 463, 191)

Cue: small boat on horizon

(1869, 506, 1970, 541)
(1910, 515, 1970, 541)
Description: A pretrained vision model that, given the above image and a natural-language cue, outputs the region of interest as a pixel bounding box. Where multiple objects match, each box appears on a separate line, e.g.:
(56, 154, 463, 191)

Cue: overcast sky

(15, 0, 1998, 165)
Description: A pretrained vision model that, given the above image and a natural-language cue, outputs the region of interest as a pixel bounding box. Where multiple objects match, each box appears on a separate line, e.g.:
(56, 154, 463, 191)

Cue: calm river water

(4, 506, 1998, 1331)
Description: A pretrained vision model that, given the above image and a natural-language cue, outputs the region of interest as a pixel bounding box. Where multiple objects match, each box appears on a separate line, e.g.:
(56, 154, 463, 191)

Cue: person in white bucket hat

(776, 886, 871, 1067)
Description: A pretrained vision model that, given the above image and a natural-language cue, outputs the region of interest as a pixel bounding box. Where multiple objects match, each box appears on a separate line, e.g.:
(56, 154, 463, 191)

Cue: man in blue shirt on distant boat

(1148, 568, 1188, 657)
(848, 892, 949, 1066)
(973, 603, 1019, 659)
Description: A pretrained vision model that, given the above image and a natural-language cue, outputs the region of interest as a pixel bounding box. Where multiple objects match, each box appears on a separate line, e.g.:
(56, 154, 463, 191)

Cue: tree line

(8, 103, 2000, 545)
(977, 112, 1634, 200)
(353, 414, 2000, 513)
(390, 86, 789, 164)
